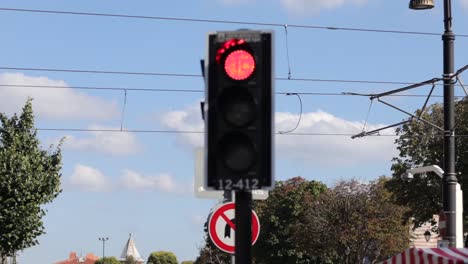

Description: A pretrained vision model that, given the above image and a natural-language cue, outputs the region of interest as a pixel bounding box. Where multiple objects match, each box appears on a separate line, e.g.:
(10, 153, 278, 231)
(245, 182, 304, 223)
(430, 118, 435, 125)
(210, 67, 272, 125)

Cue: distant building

(409, 215, 439, 248)
(119, 233, 145, 264)
(54, 252, 99, 264)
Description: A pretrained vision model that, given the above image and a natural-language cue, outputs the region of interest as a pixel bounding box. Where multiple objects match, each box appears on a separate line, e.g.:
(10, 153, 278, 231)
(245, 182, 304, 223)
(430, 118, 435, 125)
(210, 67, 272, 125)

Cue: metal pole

(223, 190, 233, 203)
(235, 191, 252, 264)
(98, 237, 109, 263)
(442, 0, 457, 247)
(225, 190, 235, 264)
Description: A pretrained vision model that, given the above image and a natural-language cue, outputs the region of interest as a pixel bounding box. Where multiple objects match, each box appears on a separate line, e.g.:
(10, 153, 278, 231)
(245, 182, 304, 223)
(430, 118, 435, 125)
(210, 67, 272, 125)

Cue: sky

(0, 0, 467, 263)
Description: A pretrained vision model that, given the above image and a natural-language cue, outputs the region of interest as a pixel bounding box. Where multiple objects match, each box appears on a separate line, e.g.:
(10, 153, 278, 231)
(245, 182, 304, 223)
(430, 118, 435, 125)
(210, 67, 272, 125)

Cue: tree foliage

(147, 251, 178, 264)
(194, 177, 409, 263)
(253, 177, 327, 264)
(0, 99, 62, 259)
(194, 235, 231, 264)
(293, 178, 409, 263)
(95, 256, 121, 264)
(386, 99, 468, 228)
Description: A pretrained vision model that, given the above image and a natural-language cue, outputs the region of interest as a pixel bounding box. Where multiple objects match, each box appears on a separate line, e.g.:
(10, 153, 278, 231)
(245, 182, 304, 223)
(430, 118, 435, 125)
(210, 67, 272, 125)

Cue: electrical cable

(120, 89, 127, 131)
(283, 25, 292, 79)
(2, 66, 466, 87)
(278, 93, 302, 134)
(350, 65, 468, 139)
(1, 7, 468, 37)
(35, 127, 394, 136)
(362, 99, 374, 132)
(33, 127, 468, 138)
(1, 8, 467, 140)
(0, 83, 464, 98)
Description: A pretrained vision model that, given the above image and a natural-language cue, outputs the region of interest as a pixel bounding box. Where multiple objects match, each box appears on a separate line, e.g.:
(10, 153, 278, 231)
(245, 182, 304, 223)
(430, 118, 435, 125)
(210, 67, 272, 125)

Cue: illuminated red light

(224, 50, 256, 81)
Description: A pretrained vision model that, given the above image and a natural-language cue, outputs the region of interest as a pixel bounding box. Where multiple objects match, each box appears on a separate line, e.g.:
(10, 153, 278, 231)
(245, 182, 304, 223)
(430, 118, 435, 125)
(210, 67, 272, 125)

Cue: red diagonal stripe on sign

(220, 212, 236, 230)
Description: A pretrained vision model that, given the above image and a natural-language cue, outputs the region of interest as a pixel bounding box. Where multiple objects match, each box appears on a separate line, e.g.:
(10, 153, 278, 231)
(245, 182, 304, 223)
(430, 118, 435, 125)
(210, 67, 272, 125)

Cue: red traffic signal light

(216, 38, 256, 81)
(224, 49, 256, 81)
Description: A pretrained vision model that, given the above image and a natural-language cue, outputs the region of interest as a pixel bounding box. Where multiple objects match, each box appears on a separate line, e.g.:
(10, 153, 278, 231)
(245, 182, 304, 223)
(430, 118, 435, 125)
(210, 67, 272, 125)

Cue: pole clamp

(443, 73, 456, 83)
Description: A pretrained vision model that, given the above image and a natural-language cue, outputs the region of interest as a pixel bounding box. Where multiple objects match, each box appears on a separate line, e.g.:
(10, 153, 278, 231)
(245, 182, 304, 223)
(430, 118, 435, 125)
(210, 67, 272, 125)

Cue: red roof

(55, 252, 99, 264)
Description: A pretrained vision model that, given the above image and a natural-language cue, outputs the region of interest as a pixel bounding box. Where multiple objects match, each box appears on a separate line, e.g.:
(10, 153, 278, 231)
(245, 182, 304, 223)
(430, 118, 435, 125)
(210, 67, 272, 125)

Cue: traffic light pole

(235, 190, 252, 264)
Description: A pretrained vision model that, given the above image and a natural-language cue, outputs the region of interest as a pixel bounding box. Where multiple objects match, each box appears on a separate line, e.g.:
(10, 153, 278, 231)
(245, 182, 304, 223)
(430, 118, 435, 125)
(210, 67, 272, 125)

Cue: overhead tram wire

(35, 127, 396, 136)
(1, 66, 465, 87)
(33, 127, 468, 138)
(1, 7, 468, 38)
(0, 84, 203, 93)
(0, 83, 463, 98)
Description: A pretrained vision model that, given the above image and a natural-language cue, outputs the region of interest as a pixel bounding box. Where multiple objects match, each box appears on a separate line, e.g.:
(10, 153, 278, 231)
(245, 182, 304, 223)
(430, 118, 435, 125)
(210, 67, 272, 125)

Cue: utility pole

(441, 0, 457, 248)
(408, 0, 458, 247)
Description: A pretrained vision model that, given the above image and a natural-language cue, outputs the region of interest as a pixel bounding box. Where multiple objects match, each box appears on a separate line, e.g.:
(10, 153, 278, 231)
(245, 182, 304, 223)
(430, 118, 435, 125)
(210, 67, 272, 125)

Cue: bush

(147, 251, 178, 264)
(95, 256, 121, 264)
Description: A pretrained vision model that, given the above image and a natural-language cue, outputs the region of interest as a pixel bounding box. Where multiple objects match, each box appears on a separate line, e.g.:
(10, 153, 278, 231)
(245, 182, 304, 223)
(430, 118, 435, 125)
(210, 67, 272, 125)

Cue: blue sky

(0, 0, 467, 263)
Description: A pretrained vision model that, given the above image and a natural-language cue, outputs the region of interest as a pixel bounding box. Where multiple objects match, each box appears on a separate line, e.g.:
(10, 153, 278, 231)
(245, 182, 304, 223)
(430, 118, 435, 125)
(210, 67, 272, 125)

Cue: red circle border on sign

(208, 202, 260, 254)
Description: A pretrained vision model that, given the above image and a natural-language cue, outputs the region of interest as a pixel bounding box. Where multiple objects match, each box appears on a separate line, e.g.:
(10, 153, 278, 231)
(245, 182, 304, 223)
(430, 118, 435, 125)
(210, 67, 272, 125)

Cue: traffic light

(205, 30, 274, 191)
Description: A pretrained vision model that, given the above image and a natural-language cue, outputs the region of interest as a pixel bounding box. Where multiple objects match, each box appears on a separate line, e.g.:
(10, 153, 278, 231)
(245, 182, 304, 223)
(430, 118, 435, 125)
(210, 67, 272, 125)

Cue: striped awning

(379, 248, 468, 264)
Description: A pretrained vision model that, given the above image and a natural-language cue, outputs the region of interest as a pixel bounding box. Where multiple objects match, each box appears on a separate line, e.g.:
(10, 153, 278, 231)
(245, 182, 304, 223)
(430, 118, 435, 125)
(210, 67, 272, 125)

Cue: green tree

(194, 235, 231, 264)
(95, 256, 121, 264)
(125, 255, 137, 264)
(386, 103, 444, 228)
(252, 177, 328, 264)
(147, 251, 178, 264)
(386, 99, 468, 228)
(0, 99, 62, 261)
(294, 178, 409, 263)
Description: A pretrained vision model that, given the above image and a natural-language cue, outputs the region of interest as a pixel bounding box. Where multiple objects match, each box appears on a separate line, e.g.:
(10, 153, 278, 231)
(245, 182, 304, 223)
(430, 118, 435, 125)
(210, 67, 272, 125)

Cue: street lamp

(424, 230, 432, 242)
(408, 0, 458, 247)
(98, 237, 109, 263)
(403, 165, 463, 247)
(409, 0, 434, 9)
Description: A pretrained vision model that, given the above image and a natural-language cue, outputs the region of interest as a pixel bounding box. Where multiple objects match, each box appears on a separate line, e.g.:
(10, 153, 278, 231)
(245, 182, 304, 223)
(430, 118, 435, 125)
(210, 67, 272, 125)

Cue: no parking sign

(208, 202, 260, 254)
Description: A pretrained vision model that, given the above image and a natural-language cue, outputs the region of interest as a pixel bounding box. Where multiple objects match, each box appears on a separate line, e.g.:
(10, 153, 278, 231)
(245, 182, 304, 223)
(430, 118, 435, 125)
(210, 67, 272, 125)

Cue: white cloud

(275, 111, 396, 165)
(0, 73, 119, 120)
(66, 165, 190, 194)
(280, 0, 368, 15)
(157, 103, 204, 147)
(157, 104, 397, 166)
(68, 164, 112, 192)
(62, 125, 140, 155)
(119, 169, 190, 193)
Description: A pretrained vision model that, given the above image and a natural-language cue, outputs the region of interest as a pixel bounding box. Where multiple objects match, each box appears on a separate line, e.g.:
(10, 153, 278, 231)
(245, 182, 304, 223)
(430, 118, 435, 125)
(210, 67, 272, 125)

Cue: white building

(409, 215, 439, 248)
(119, 233, 145, 264)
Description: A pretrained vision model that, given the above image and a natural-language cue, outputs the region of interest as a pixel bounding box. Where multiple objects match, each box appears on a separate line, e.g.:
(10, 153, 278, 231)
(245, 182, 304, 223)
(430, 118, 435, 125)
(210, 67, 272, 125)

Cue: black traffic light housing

(204, 30, 274, 191)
